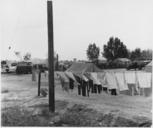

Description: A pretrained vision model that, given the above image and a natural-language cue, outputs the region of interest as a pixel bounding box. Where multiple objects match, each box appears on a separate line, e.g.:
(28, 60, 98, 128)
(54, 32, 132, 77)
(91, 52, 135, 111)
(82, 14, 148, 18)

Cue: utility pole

(47, 0, 55, 112)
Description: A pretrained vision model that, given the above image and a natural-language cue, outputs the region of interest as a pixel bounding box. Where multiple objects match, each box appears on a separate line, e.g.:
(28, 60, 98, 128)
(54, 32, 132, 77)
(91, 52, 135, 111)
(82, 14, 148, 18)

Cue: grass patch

(58, 104, 151, 127)
(1, 106, 56, 126)
(1, 102, 152, 127)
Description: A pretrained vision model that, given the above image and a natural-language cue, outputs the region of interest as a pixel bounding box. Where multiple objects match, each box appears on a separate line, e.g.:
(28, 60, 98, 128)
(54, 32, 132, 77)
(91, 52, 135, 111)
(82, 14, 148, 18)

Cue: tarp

(144, 61, 152, 72)
(66, 62, 103, 74)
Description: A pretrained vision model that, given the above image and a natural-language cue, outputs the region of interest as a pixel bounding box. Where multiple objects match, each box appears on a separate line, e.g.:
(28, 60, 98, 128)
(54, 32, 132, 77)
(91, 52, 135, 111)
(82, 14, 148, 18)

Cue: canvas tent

(113, 58, 131, 65)
(144, 61, 152, 72)
(66, 62, 103, 74)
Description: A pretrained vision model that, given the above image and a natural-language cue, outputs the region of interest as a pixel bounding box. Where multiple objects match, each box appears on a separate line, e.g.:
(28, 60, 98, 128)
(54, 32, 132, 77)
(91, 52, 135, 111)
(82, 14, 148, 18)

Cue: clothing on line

(65, 71, 77, 82)
(97, 72, 107, 87)
(105, 72, 118, 89)
(125, 72, 136, 84)
(57, 72, 70, 92)
(69, 78, 74, 90)
(115, 72, 128, 91)
(136, 72, 152, 88)
(90, 72, 101, 85)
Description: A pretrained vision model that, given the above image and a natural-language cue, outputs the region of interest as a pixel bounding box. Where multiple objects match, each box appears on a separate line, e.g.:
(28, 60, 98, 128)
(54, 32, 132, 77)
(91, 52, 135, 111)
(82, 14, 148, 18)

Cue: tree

(102, 37, 129, 61)
(141, 49, 152, 60)
(23, 52, 31, 61)
(86, 43, 100, 62)
(129, 48, 152, 61)
(130, 48, 141, 60)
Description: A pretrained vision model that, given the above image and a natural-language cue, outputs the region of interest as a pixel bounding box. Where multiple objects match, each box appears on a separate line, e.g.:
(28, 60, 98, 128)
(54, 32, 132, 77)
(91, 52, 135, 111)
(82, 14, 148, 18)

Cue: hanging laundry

(78, 84, 81, 95)
(69, 78, 74, 90)
(136, 72, 152, 88)
(65, 71, 76, 82)
(97, 72, 107, 88)
(83, 73, 94, 93)
(125, 71, 139, 94)
(57, 72, 69, 82)
(86, 82, 90, 97)
(97, 84, 102, 94)
(90, 72, 101, 85)
(81, 74, 89, 82)
(93, 84, 98, 93)
(124, 72, 136, 84)
(88, 79, 94, 93)
(105, 72, 118, 89)
(57, 72, 70, 92)
(111, 89, 117, 95)
(82, 80, 87, 96)
(115, 72, 128, 91)
(73, 73, 81, 84)
(73, 74, 82, 95)
(84, 72, 91, 80)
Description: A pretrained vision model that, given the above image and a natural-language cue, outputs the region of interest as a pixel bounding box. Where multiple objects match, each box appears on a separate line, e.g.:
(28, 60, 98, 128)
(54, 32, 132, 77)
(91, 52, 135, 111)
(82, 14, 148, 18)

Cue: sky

(0, 0, 153, 60)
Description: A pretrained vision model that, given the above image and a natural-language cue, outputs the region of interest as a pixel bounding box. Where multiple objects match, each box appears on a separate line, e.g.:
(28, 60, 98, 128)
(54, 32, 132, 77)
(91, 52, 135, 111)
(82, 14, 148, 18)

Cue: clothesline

(32, 70, 152, 97)
(56, 71, 152, 97)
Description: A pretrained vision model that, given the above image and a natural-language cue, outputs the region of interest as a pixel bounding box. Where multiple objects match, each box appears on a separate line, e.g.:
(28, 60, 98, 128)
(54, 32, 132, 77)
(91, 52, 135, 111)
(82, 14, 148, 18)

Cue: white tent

(144, 61, 152, 72)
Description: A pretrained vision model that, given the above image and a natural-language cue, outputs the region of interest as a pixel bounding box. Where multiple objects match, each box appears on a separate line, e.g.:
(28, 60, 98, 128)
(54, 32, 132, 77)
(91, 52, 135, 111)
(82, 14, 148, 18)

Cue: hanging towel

(97, 72, 107, 87)
(57, 72, 69, 91)
(115, 72, 128, 91)
(105, 72, 118, 89)
(82, 74, 89, 82)
(136, 72, 151, 88)
(90, 72, 101, 85)
(57, 72, 69, 82)
(75, 72, 89, 81)
(65, 71, 77, 82)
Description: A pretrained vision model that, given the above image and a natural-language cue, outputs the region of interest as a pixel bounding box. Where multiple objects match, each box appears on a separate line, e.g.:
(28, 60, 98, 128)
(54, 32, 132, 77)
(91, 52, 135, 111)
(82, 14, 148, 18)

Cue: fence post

(38, 70, 41, 96)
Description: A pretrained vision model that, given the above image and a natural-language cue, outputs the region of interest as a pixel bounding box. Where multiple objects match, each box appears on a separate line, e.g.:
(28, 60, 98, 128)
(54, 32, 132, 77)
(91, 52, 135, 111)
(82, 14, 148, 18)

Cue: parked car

(16, 61, 32, 74)
(7, 63, 17, 72)
(1, 62, 17, 73)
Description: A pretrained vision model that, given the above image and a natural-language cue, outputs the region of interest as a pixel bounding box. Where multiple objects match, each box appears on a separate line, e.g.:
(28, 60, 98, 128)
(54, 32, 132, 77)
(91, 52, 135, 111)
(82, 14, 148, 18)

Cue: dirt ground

(1, 72, 152, 126)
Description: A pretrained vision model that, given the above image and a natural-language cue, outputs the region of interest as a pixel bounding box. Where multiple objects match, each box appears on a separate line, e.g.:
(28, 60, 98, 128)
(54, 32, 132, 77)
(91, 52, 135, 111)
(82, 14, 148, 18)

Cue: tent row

(56, 70, 152, 97)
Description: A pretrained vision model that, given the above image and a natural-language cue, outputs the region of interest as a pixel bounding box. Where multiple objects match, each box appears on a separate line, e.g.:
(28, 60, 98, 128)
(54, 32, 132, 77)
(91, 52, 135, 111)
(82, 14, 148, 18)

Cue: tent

(113, 58, 131, 64)
(144, 61, 152, 72)
(66, 62, 103, 74)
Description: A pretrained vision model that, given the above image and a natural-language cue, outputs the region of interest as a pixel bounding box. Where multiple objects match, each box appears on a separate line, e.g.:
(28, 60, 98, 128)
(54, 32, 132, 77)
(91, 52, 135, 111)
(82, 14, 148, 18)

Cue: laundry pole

(47, 0, 55, 112)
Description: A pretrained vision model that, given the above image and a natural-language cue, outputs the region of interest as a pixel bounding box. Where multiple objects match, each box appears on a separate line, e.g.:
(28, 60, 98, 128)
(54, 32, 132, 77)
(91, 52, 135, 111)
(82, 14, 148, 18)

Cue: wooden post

(56, 54, 59, 71)
(38, 71, 41, 96)
(47, 0, 55, 112)
(32, 68, 36, 81)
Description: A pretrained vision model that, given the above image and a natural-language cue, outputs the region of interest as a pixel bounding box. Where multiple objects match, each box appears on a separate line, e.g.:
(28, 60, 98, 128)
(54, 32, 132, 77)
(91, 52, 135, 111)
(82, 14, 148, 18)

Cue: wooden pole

(56, 54, 59, 71)
(47, 0, 55, 112)
(38, 71, 41, 96)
